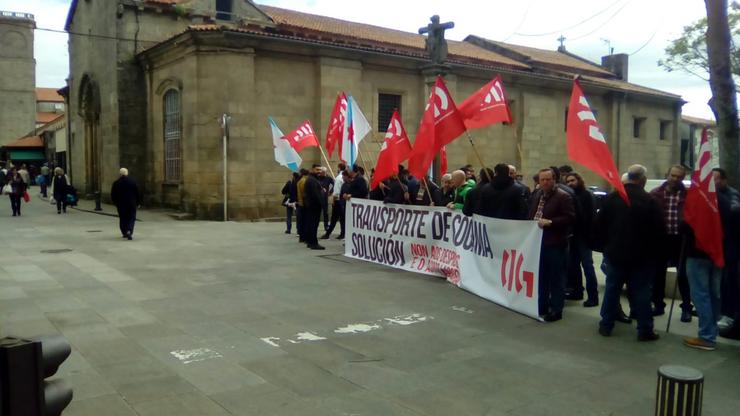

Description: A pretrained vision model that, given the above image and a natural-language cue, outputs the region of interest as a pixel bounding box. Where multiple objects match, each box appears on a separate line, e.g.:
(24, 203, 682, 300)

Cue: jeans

(539, 244, 567, 315)
(566, 235, 599, 300)
(321, 200, 329, 231)
(296, 206, 305, 241)
(117, 207, 136, 237)
(303, 207, 321, 246)
(600, 259, 655, 335)
(285, 205, 294, 233)
(653, 234, 692, 311)
(686, 257, 722, 344)
(325, 199, 345, 236)
(40, 183, 48, 197)
(9, 195, 21, 215)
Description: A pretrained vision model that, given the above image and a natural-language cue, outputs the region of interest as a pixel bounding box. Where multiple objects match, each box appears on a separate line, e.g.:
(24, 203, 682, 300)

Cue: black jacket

(592, 183, 667, 267)
(414, 180, 443, 206)
(384, 179, 408, 204)
(347, 175, 369, 199)
(302, 174, 324, 210)
(468, 176, 528, 220)
(111, 176, 141, 211)
(572, 187, 595, 237)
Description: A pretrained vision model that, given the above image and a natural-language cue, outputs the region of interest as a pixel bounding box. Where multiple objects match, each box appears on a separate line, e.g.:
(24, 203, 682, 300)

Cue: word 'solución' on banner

(458, 75, 513, 129)
(344, 199, 543, 320)
(371, 110, 412, 190)
(285, 120, 320, 153)
(269, 117, 302, 172)
(325, 92, 348, 158)
(566, 78, 628, 204)
(408, 76, 467, 179)
(685, 127, 724, 267)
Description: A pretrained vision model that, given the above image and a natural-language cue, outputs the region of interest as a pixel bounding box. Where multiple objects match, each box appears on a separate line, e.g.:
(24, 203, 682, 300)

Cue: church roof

(36, 88, 65, 103)
(134, 3, 681, 101)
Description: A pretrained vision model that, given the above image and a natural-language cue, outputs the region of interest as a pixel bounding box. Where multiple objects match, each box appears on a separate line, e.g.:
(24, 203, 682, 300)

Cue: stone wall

(0, 14, 35, 145)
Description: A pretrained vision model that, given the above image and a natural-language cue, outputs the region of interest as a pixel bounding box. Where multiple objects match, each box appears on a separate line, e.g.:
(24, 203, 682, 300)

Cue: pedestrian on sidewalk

(51, 167, 71, 214)
(5, 168, 26, 217)
(111, 168, 141, 240)
(39, 163, 50, 198)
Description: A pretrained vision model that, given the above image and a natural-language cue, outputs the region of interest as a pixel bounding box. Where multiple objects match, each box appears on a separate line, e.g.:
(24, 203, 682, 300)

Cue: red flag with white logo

(685, 127, 724, 267)
(408, 76, 467, 178)
(325, 93, 347, 157)
(458, 75, 512, 129)
(371, 110, 412, 189)
(285, 120, 320, 153)
(566, 79, 628, 203)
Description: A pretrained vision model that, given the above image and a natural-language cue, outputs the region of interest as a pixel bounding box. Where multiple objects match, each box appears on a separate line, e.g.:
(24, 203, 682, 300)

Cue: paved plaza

(1, 193, 739, 415)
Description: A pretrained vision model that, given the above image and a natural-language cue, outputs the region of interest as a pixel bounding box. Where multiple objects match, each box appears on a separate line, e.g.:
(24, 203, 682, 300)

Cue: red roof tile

(4, 135, 43, 148)
(36, 87, 65, 102)
(37, 112, 63, 124)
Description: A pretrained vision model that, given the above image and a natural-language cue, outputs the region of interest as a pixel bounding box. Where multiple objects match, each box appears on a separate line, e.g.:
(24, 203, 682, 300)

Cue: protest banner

(345, 199, 543, 319)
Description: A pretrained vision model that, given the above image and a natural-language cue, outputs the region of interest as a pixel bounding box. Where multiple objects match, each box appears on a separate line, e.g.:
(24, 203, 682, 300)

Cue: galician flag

(269, 117, 302, 172)
(340, 95, 372, 167)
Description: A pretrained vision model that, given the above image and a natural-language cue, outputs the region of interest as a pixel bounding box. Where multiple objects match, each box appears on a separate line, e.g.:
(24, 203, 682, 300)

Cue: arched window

(163, 89, 181, 182)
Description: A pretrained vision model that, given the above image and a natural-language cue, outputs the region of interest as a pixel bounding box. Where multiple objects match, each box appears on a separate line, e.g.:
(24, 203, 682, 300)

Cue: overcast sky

(0, 0, 721, 119)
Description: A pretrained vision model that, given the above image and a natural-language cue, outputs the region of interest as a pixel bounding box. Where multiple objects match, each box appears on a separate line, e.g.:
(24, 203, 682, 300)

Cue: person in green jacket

(447, 170, 476, 210)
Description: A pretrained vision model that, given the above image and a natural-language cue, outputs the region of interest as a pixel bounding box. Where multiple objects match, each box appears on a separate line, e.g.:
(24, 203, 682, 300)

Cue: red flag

(371, 110, 412, 189)
(566, 79, 628, 204)
(408, 76, 466, 178)
(325, 93, 347, 157)
(685, 128, 724, 267)
(285, 120, 320, 153)
(458, 75, 512, 129)
(440, 146, 448, 175)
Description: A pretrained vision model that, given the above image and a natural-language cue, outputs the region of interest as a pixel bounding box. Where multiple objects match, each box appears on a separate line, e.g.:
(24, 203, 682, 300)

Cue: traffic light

(0, 335, 73, 416)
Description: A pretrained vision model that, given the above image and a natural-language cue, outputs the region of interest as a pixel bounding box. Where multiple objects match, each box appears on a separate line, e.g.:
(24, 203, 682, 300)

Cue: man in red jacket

(528, 168, 575, 322)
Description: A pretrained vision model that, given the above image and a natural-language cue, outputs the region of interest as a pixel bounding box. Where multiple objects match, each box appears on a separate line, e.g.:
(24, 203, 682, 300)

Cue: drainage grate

(40, 249, 74, 254)
(86, 230, 103, 233)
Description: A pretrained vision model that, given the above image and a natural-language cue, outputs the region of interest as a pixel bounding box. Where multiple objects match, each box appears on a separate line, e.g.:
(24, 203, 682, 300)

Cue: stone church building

(65, 0, 683, 220)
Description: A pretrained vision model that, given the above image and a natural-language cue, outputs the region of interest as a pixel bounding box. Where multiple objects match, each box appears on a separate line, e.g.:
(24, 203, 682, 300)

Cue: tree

(659, 2, 739, 84)
(705, 0, 740, 188)
(660, 1, 739, 187)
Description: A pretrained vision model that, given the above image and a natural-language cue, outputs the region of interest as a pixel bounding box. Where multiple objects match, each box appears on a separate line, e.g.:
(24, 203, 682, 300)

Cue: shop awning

(9, 150, 46, 160)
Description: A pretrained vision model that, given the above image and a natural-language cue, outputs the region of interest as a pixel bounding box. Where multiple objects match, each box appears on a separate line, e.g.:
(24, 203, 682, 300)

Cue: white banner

(344, 199, 543, 319)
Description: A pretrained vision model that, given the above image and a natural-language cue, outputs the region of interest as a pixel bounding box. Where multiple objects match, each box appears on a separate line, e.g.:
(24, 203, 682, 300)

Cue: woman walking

(5, 168, 26, 216)
(51, 167, 70, 214)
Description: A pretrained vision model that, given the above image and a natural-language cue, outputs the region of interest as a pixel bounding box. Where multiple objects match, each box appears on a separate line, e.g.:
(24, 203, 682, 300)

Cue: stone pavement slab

(1, 193, 739, 415)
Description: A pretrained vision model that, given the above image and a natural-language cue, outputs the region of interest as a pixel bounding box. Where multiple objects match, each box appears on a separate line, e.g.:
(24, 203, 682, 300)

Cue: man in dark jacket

(564, 172, 599, 306)
(528, 168, 575, 322)
(649, 165, 692, 320)
(593, 164, 664, 341)
(413, 176, 443, 206)
(382, 176, 408, 204)
(714, 168, 740, 340)
(111, 168, 141, 240)
(302, 166, 326, 250)
(466, 164, 527, 220)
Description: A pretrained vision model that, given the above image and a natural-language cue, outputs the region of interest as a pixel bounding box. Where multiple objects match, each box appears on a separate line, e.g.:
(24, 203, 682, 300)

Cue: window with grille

(378, 93, 402, 132)
(163, 90, 181, 183)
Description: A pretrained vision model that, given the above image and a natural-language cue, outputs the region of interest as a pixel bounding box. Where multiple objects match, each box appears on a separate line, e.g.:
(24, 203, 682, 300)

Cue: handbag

(1, 184, 11, 195)
(22, 191, 30, 203)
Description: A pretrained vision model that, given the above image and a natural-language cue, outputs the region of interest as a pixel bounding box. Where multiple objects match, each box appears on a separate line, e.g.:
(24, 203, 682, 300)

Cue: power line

(514, 0, 626, 37)
(566, 0, 632, 42)
(501, 0, 534, 42)
(0, 20, 162, 44)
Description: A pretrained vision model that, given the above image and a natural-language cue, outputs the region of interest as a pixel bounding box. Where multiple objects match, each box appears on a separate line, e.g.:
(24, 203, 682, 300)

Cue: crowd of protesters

(280, 161, 740, 350)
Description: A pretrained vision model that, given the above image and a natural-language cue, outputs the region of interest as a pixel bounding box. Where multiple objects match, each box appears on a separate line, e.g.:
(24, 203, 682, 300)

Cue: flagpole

(318, 145, 335, 178)
(465, 132, 491, 182)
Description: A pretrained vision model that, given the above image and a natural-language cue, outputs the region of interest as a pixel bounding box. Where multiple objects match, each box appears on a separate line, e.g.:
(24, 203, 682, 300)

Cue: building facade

(0, 11, 36, 146)
(66, 0, 684, 220)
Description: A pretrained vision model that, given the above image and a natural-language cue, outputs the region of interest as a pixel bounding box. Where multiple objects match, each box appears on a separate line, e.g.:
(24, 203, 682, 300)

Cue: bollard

(655, 365, 704, 416)
(94, 191, 102, 211)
